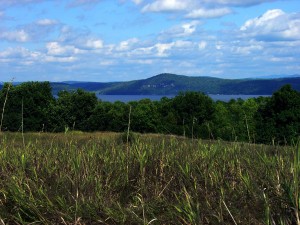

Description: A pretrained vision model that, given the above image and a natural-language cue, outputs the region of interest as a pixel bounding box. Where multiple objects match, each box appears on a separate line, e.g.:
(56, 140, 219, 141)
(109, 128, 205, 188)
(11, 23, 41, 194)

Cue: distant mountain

(50, 73, 300, 95)
(1, 73, 300, 95)
(50, 81, 121, 95)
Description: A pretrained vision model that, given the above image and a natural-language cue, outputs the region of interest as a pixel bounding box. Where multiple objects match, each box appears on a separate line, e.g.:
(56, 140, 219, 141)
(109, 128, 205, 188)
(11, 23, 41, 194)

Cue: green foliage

(171, 92, 215, 138)
(0, 82, 54, 132)
(130, 99, 160, 133)
(256, 85, 300, 144)
(1, 82, 299, 144)
(56, 89, 98, 131)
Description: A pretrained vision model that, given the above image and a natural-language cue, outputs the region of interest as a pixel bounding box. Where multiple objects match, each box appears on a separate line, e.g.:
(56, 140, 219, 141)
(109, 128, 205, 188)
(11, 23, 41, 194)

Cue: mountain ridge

(51, 73, 300, 95)
(1, 73, 300, 95)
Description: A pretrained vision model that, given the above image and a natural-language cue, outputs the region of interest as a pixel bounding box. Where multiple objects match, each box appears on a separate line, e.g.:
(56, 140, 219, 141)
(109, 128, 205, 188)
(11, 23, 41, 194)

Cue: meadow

(0, 132, 299, 224)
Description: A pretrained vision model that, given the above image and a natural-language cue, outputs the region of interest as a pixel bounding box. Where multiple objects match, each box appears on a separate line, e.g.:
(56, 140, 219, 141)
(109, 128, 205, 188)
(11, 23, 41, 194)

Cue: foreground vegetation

(0, 132, 299, 224)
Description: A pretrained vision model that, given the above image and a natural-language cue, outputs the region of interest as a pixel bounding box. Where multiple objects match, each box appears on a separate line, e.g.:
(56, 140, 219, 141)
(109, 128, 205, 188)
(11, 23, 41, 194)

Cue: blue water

(97, 94, 270, 103)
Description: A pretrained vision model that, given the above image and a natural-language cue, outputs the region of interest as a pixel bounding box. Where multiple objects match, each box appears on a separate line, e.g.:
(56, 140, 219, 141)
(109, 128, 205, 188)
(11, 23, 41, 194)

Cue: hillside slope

(51, 73, 300, 95)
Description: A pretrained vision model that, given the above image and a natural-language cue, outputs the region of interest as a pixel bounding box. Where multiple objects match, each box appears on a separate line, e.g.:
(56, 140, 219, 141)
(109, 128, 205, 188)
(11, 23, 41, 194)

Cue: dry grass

(0, 132, 298, 224)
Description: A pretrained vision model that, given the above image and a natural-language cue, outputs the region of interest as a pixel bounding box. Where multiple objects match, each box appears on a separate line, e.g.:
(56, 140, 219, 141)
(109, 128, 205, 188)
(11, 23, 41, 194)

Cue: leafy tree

(0, 83, 20, 131)
(171, 92, 215, 138)
(211, 101, 233, 141)
(56, 89, 98, 131)
(256, 85, 300, 144)
(130, 99, 160, 133)
(156, 97, 179, 134)
(0, 82, 54, 131)
(87, 101, 112, 131)
(105, 101, 128, 132)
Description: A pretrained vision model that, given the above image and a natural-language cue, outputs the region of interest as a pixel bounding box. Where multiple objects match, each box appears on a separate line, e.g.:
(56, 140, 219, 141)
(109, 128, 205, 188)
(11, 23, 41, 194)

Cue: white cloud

(198, 41, 207, 50)
(155, 43, 173, 56)
(139, 0, 277, 15)
(138, 40, 193, 57)
(85, 39, 103, 49)
(36, 19, 58, 26)
(181, 21, 198, 36)
(44, 56, 77, 63)
(0, 30, 30, 42)
(186, 7, 232, 18)
(160, 21, 200, 38)
(116, 38, 139, 51)
(202, 0, 274, 7)
(241, 9, 284, 31)
(142, 0, 190, 12)
(131, 0, 143, 4)
(46, 42, 81, 56)
(173, 40, 193, 48)
(234, 44, 263, 55)
(240, 9, 300, 40)
(0, 47, 42, 65)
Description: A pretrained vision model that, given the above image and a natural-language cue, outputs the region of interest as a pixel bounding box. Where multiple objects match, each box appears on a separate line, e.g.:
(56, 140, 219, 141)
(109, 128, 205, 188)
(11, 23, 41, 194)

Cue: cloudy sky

(0, 0, 299, 82)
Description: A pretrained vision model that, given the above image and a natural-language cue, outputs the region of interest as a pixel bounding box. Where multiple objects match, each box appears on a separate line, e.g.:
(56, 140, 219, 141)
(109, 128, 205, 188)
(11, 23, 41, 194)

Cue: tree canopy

(1, 82, 299, 145)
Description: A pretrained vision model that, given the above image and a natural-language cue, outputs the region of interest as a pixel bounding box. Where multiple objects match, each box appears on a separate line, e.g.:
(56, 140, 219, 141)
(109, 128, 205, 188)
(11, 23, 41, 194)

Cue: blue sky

(0, 0, 299, 82)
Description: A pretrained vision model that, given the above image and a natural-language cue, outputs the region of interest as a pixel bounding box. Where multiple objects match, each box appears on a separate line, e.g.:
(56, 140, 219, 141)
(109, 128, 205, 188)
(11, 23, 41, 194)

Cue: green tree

(105, 101, 128, 132)
(156, 97, 179, 134)
(171, 92, 215, 138)
(56, 89, 98, 131)
(87, 101, 112, 131)
(0, 82, 55, 131)
(211, 101, 233, 141)
(256, 85, 300, 144)
(130, 99, 160, 133)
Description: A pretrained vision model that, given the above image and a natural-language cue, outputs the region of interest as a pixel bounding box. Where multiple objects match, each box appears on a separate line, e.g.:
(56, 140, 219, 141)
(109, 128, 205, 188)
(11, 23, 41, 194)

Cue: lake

(97, 94, 270, 103)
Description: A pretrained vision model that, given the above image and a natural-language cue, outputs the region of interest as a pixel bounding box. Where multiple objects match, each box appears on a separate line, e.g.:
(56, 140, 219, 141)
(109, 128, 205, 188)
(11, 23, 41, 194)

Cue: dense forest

(0, 81, 299, 145)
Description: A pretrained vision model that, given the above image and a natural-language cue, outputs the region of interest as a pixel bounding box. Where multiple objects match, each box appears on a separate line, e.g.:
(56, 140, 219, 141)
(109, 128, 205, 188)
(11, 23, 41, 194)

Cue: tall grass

(0, 132, 298, 224)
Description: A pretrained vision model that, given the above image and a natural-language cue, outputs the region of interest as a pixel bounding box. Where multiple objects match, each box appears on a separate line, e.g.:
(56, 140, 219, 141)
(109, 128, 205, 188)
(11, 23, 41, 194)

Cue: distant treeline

(0, 82, 299, 145)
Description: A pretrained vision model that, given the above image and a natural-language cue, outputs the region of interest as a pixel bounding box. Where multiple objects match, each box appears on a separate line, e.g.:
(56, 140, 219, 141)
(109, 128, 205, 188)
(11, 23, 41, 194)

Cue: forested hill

(2, 74, 300, 95)
(49, 73, 300, 95)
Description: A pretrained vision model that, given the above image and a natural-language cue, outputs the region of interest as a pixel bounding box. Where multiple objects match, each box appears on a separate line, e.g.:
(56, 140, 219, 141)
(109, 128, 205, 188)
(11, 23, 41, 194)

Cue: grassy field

(0, 132, 299, 224)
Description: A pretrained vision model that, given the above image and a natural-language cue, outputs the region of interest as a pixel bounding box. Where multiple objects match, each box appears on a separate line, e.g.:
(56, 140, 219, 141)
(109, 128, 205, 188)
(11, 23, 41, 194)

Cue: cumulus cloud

(116, 38, 139, 51)
(44, 55, 77, 63)
(232, 42, 263, 55)
(160, 21, 200, 38)
(142, 0, 191, 12)
(131, 0, 143, 4)
(198, 41, 207, 50)
(0, 47, 31, 58)
(0, 0, 298, 81)
(84, 38, 104, 49)
(202, 0, 275, 7)
(46, 42, 82, 56)
(0, 47, 43, 66)
(186, 7, 232, 18)
(130, 40, 194, 57)
(36, 19, 59, 26)
(240, 9, 300, 41)
(139, 0, 278, 15)
(0, 30, 30, 42)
